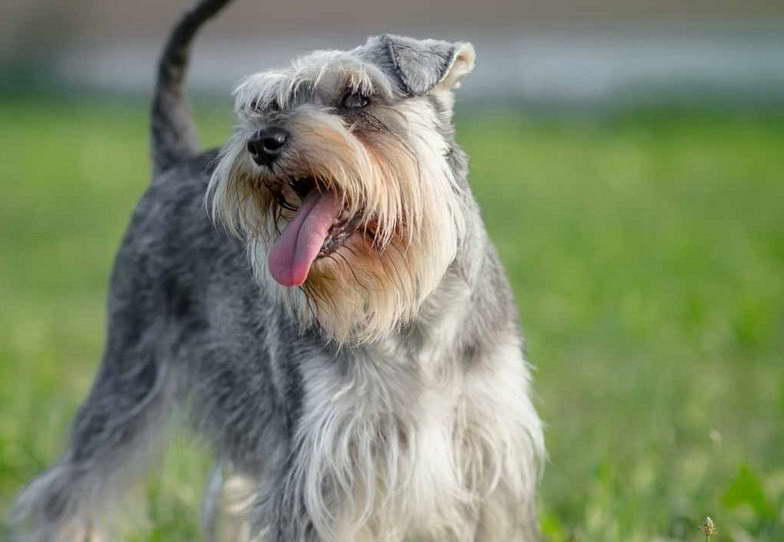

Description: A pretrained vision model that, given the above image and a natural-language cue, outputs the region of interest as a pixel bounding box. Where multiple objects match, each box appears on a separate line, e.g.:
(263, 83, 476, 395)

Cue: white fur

(279, 323, 543, 542)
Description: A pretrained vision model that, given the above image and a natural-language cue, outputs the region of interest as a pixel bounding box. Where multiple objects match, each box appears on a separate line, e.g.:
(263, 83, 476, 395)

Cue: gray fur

(358, 34, 465, 96)
(12, 1, 544, 541)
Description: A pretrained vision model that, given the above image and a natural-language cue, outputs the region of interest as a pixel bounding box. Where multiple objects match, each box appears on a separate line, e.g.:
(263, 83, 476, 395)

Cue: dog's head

(208, 34, 476, 343)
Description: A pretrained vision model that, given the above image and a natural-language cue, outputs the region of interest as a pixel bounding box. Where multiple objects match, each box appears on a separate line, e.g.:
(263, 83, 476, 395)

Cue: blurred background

(1, 0, 783, 540)
(4, 0, 784, 108)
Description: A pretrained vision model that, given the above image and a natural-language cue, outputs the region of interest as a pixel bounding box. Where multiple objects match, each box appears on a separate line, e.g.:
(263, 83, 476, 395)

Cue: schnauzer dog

(12, 0, 544, 540)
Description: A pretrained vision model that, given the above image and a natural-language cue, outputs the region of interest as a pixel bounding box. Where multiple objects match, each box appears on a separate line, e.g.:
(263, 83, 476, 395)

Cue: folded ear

(361, 34, 476, 96)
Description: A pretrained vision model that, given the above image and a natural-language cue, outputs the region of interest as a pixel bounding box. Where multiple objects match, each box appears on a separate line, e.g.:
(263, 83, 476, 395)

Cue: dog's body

(12, 1, 544, 541)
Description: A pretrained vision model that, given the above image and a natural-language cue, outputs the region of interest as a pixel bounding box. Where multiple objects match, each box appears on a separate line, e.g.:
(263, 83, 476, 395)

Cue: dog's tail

(151, 0, 234, 176)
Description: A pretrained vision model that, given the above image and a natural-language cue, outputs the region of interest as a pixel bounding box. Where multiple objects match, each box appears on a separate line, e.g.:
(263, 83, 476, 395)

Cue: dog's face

(209, 35, 475, 343)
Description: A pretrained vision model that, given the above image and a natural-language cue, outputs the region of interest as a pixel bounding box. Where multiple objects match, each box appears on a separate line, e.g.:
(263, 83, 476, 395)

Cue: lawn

(1, 97, 782, 541)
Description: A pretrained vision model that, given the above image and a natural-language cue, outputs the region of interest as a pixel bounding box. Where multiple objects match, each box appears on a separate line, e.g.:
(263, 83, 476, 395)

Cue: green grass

(1, 98, 783, 541)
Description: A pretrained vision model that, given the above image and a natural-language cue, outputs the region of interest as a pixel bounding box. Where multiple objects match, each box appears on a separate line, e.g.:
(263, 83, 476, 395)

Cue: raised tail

(151, 0, 234, 176)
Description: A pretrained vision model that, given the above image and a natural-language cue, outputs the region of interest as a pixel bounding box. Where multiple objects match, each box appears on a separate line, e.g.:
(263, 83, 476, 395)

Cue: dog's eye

(341, 91, 369, 109)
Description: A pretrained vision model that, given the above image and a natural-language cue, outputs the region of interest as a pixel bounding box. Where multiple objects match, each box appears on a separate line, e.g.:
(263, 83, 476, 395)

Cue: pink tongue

(268, 190, 339, 287)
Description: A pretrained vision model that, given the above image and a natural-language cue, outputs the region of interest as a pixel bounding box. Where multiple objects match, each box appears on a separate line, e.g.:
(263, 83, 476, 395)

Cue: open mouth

(267, 177, 361, 287)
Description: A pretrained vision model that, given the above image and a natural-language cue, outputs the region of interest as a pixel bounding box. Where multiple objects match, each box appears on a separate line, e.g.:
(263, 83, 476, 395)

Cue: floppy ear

(362, 34, 476, 96)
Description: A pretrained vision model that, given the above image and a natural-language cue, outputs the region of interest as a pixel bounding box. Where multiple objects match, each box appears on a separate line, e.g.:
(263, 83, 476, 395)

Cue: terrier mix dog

(12, 0, 544, 540)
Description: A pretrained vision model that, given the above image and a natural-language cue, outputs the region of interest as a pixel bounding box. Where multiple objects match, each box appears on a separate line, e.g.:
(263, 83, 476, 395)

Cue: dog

(12, 0, 544, 540)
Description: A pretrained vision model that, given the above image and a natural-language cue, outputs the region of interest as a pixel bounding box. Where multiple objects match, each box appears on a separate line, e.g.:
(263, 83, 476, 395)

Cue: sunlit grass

(1, 98, 782, 540)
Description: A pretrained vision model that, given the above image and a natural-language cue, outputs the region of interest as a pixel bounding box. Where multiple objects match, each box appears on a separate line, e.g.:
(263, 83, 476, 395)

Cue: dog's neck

(365, 217, 513, 375)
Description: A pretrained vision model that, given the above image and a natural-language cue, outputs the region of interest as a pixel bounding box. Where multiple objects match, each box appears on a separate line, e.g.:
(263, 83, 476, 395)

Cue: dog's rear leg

(11, 325, 172, 542)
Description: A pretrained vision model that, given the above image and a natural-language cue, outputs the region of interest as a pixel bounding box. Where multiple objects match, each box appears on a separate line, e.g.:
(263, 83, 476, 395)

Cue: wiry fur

(209, 65, 469, 342)
(11, 1, 544, 541)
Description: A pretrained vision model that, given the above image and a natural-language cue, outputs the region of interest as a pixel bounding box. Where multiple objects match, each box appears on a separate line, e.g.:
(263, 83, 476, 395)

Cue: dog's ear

(362, 34, 476, 96)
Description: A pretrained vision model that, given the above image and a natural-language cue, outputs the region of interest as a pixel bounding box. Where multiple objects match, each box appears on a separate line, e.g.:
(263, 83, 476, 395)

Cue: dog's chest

(300, 344, 465, 445)
(295, 344, 478, 531)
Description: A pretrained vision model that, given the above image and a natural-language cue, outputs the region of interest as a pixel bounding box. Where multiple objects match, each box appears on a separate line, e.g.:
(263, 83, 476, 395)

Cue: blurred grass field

(1, 97, 783, 541)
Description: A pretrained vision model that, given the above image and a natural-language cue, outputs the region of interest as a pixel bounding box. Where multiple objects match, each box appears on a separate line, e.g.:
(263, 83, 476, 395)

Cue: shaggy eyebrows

(235, 59, 396, 113)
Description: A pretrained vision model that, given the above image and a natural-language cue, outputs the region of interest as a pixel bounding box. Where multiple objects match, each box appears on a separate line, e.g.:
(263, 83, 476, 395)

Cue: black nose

(247, 127, 289, 166)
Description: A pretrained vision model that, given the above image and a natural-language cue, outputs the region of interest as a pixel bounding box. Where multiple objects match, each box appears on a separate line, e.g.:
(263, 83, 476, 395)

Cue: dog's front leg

(247, 441, 381, 542)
